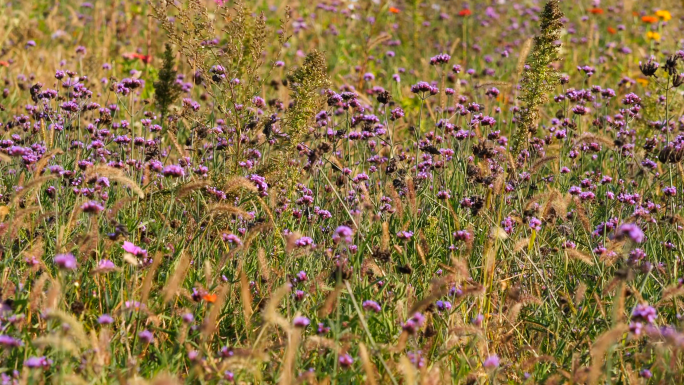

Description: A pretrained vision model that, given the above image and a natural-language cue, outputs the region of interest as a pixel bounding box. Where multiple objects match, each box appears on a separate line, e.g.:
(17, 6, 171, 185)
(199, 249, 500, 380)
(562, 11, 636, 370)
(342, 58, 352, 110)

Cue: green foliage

(153, 44, 182, 122)
(512, 0, 563, 155)
(285, 50, 330, 147)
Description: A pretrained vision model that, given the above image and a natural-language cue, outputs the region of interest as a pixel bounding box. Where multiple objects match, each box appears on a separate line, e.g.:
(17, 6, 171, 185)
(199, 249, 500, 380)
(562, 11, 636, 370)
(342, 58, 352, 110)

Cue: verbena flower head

(429, 53, 451, 65)
(338, 353, 354, 368)
(54, 253, 77, 270)
(362, 300, 381, 312)
(632, 304, 657, 324)
(97, 314, 114, 325)
(483, 354, 500, 370)
(138, 330, 154, 344)
(293, 316, 310, 328)
(410, 81, 438, 96)
(24, 356, 52, 369)
(639, 56, 659, 77)
(332, 225, 354, 244)
(122, 241, 147, 257)
(162, 164, 184, 178)
(617, 223, 645, 243)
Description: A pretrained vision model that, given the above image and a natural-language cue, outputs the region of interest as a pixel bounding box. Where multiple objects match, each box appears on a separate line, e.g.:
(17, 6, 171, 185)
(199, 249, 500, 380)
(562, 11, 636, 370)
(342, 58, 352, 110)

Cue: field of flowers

(2, 0, 684, 383)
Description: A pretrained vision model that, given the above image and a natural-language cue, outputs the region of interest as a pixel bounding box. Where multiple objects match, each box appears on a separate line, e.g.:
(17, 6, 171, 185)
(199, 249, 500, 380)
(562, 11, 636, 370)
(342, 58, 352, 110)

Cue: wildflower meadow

(2, 0, 684, 383)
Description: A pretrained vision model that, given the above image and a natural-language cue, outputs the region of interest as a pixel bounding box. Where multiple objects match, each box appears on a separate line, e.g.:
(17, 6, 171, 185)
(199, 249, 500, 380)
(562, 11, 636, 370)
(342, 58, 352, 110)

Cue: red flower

(123, 52, 153, 64)
(589, 8, 604, 15)
(607, 27, 617, 34)
(458, 9, 472, 17)
(389, 7, 400, 14)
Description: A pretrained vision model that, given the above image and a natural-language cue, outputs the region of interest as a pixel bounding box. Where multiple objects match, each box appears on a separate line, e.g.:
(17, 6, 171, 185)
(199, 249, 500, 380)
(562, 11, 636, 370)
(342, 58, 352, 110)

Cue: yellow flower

(646, 31, 661, 41)
(655, 10, 672, 21)
(636, 78, 649, 86)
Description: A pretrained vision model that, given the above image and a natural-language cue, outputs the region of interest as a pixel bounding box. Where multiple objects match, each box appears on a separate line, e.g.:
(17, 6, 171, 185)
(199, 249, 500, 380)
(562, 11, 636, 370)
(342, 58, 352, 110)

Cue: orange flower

(458, 9, 472, 17)
(123, 52, 153, 64)
(0, 61, 8, 67)
(607, 27, 617, 34)
(388, 7, 400, 14)
(589, 8, 604, 15)
(203, 293, 217, 303)
(642, 15, 658, 23)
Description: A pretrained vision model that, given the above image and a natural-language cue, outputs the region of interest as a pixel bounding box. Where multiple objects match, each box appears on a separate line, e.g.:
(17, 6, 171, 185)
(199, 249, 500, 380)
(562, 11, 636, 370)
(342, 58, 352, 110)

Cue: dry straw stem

(240, 269, 253, 331)
(359, 343, 378, 385)
(223, 176, 259, 194)
(201, 283, 231, 337)
(47, 309, 89, 349)
(657, 285, 684, 306)
(575, 282, 587, 306)
(278, 328, 302, 385)
(573, 197, 591, 232)
(263, 284, 292, 332)
(381, 222, 390, 252)
(588, 324, 628, 384)
(108, 174, 145, 199)
(318, 285, 342, 318)
(408, 283, 447, 316)
(303, 336, 340, 353)
(208, 203, 253, 219)
(530, 155, 558, 174)
(399, 356, 417, 385)
(176, 180, 210, 200)
(572, 132, 614, 149)
(33, 149, 63, 175)
(565, 249, 595, 266)
(141, 253, 163, 304)
(163, 250, 191, 303)
(32, 335, 79, 355)
(406, 177, 417, 215)
(257, 248, 271, 282)
(11, 175, 57, 207)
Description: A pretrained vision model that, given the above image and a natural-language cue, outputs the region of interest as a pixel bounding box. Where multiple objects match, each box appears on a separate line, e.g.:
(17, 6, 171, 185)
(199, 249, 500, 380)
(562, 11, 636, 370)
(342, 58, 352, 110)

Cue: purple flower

(24, 356, 52, 369)
(295, 236, 314, 247)
(483, 354, 500, 369)
(402, 312, 425, 334)
(429, 53, 451, 65)
(249, 174, 269, 196)
(332, 225, 354, 244)
(81, 200, 105, 214)
(632, 304, 657, 324)
(97, 314, 114, 325)
(339, 353, 354, 368)
(529, 217, 542, 231)
(293, 316, 310, 328)
(54, 253, 77, 270)
(96, 259, 117, 273)
(162, 164, 185, 177)
(317, 322, 330, 334)
(0, 335, 22, 348)
(617, 223, 645, 243)
(362, 300, 381, 313)
(410, 81, 438, 96)
(122, 241, 147, 257)
(138, 330, 154, 344)
(222, 233, 242, 245)
(436, 300, 452, 312)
